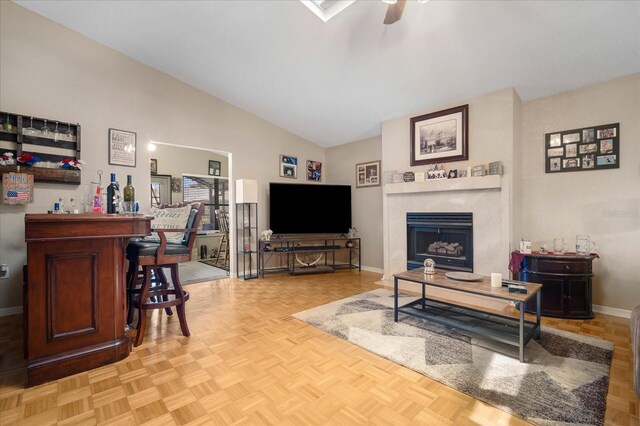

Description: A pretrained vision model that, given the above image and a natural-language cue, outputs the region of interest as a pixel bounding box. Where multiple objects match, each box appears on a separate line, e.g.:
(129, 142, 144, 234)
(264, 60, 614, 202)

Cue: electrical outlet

(0, 264, 9, 280)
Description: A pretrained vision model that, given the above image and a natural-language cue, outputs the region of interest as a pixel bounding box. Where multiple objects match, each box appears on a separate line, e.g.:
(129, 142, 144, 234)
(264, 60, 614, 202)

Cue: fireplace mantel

(384, 175, 502, 196)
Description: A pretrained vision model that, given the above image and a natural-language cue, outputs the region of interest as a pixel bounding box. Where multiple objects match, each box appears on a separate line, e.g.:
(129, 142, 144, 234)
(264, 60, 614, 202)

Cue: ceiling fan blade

(383, 0, 406, 25)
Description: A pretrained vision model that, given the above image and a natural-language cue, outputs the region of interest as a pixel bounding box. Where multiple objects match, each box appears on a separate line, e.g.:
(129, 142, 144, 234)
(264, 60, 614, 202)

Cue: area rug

(293, 289, 614, 426)
(198, 259, 229, 272)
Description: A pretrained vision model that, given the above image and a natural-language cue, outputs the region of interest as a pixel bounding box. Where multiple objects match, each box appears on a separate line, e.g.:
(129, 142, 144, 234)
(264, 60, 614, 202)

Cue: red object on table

(509, 250, 600, 275)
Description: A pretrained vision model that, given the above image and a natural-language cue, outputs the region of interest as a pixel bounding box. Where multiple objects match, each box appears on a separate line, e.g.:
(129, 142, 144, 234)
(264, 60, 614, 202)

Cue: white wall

(326, 136, 383, 271)
(520, 73, 640, 311)
(0, 2, 324, 309)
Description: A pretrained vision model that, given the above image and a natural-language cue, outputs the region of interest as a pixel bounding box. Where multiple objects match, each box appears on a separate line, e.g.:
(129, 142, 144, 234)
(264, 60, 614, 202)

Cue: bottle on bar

(92, 185, 102, 213)
(106, 173, 119, 214)
(123, 175, 135, 214)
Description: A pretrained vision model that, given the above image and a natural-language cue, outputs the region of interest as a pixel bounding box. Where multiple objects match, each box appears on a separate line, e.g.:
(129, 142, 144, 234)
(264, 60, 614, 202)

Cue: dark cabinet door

(566, 278, 592, 317)
(522, 272, 565, 316)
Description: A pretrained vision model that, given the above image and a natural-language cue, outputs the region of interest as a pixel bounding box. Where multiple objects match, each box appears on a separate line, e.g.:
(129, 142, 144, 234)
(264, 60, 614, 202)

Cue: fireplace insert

(407, 212, 473, 272)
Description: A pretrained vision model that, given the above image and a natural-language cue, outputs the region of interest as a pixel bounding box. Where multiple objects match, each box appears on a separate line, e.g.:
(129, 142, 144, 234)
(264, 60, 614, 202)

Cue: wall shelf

(0, 111, 81, 185)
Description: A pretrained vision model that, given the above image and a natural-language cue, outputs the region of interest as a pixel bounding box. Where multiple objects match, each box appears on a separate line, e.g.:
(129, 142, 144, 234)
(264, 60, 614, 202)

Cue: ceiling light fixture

(147, 142, 156, 152)
(300, 0, 356, 22)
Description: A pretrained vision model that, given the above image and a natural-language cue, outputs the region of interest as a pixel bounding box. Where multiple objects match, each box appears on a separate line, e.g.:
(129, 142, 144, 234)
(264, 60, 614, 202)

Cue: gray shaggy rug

(293, 289, 613, 426)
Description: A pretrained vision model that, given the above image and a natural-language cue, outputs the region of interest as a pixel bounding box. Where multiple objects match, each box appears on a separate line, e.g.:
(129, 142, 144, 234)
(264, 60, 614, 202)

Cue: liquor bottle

(92, 185, 102, 213)
(123, 175, 135, 213)
(106, 173, 119, 214)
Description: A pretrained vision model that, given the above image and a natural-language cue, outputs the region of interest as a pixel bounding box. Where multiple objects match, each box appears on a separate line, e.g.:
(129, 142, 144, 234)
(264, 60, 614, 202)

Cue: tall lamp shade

(235, 179, 258, 204)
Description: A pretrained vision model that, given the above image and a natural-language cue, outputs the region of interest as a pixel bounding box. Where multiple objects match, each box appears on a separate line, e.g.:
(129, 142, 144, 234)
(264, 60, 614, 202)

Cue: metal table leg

(519, 304, 525, 362)
(394, 277, 399, 322)
(536, 290, 541, 340)
(421, 283, 426, 310)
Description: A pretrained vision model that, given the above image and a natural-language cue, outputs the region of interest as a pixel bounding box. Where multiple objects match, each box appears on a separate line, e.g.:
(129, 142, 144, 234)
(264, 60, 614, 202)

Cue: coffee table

(393, 269, 542, 362)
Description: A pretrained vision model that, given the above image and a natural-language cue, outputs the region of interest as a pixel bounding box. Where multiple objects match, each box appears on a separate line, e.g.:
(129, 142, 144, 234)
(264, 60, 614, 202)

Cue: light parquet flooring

(1, 271, 638, 425)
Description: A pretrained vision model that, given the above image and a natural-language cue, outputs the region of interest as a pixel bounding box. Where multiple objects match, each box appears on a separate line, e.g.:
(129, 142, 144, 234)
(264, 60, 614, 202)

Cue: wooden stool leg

(170, 264, 190, 337)
(126, 259, 138, 325)
(134, 267, 152, 347)
(155, 267, 173, 316)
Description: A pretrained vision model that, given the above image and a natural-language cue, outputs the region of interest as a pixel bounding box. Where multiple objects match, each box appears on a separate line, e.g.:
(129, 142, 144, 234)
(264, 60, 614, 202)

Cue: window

(182, 175, 229, 231)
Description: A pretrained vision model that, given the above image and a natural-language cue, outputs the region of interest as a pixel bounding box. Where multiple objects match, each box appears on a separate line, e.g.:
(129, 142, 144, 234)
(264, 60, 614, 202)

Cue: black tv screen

(269, 183, 351, 234)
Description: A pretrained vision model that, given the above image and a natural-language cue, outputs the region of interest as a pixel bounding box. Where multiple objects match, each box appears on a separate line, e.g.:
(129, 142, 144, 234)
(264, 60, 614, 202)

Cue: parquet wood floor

(1, 271, 638, 425)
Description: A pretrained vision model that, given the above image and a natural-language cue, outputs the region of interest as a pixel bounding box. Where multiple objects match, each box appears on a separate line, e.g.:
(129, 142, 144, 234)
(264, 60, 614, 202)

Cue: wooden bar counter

(24, 214, 152, 386)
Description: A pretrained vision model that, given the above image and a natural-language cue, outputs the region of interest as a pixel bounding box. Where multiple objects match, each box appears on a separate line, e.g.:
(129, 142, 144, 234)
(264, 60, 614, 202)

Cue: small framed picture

(355, 160, 381, 188)
(150, 158, 157, 175)
(458, 169, 467, 178)
(448, 169, 457, 179)
(549, 157, 561, 172)
(583, 128, 594, 143)
(563, 133, 580, 144)
(108, 128, 136, 167)
(279, 155, 298, 178)
(549, 133, 561, 147)
(306, 160, 322, 182)
(208, 160, 221, 176)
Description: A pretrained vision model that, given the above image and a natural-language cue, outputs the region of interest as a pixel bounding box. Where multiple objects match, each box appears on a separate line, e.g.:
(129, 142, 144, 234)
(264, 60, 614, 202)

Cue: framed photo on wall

(208, 160, 221, 176)
(545, 123, 619, 173)
(108, 128, 136, 167)
(150, 158, 157, 175)
(410, 104, 468, 166)
(356, 160, 381, 188)
(306, 160, 322, 182)
(279, 155, 297, 178)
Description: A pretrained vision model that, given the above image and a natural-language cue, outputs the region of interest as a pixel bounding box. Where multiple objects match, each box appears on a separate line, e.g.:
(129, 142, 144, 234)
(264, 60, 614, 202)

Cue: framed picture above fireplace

(410, 104, 469, 166)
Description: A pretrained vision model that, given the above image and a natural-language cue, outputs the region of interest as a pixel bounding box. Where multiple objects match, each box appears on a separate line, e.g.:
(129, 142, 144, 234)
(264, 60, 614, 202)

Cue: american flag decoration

(3, 172, 34, 205)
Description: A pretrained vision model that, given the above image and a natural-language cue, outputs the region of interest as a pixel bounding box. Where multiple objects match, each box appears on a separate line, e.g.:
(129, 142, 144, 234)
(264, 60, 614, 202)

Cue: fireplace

(407, 212, 473, 272)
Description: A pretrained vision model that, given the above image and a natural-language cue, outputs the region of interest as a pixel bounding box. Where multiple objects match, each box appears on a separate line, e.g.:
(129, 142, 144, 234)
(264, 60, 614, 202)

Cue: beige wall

(0, 2, 324, 309)
(520, 73, 640, 311)
(326, 136, 383, 271)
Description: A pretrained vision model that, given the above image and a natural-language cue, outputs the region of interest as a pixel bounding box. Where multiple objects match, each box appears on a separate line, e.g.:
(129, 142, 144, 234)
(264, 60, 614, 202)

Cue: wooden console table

(24, 214, 152, 386)
(510, 251, 598, 319)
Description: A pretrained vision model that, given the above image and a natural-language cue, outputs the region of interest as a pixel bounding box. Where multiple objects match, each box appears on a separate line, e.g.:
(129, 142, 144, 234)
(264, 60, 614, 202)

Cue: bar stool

(126, 202, 204, 346)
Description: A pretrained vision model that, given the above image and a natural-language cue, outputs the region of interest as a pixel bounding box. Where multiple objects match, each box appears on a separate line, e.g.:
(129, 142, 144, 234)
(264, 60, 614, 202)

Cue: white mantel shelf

(384, 175, 502, 195)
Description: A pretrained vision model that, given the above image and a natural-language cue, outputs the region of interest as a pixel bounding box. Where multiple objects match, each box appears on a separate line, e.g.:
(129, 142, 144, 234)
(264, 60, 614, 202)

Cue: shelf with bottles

(0, 111, 81, 184)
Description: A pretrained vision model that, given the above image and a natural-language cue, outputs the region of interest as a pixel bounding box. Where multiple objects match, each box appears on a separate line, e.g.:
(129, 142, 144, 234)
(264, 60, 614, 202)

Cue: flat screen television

(269, 183, 351, 234)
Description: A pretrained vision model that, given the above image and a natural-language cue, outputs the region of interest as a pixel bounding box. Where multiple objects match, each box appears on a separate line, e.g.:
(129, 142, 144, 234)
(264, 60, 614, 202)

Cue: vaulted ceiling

(16, 1, 640, 147)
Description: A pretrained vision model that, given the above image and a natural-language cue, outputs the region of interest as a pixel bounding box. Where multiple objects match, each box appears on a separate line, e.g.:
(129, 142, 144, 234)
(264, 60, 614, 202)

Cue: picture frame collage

(545, 123, 619, 173)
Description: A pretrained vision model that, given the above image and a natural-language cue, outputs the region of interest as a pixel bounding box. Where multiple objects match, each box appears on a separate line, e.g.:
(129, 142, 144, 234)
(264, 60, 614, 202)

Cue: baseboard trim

(0, 306, 23, 317)
(361, 266, 384, 274)
(593, 304, 631, 319)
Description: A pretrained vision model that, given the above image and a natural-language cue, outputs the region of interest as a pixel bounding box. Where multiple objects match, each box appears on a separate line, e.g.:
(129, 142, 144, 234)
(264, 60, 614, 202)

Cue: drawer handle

(564, 265, 570, 270)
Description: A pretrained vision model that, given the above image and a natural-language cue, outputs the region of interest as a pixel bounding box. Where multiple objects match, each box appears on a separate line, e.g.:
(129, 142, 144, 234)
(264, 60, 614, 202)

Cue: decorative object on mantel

(545, 123, 619, 173)
(402, 171, 415, 182)
(471, 164, 486, 177)
(413, 171, 425, 182)
(427, 163, 447, 179)
(448, 169, 457, 179)
(488, 161, 504, 175)
(410, 104, 469, 166)
(458, 168, 467, 178)
(2, 172, 34, 204)
(392, 172, 404, 183)
(355, 160, 381, 188)
(294, 289, 613, 426)
(108, 128, 136, 167)
(382, 170, 396, 184)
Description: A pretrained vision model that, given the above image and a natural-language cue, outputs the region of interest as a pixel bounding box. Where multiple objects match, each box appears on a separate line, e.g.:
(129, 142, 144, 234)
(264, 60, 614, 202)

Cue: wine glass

(65, 122, 73, 138)
(24, 117, 35, 133)
(41, 119, 51, 136)
(53, 121, 60, 141)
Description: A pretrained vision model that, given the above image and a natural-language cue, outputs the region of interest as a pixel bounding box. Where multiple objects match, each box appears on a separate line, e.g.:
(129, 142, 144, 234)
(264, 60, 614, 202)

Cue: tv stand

(259, 236, 360, 277)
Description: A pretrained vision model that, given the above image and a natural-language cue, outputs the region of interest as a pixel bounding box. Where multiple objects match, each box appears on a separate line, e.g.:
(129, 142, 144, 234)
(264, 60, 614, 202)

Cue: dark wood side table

(510, 251, 598, 319)
(24, 214, 152, 386)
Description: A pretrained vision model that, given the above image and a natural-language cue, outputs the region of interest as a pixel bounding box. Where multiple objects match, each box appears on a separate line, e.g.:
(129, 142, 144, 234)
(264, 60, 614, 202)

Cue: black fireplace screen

(407, 212, 473, 272)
